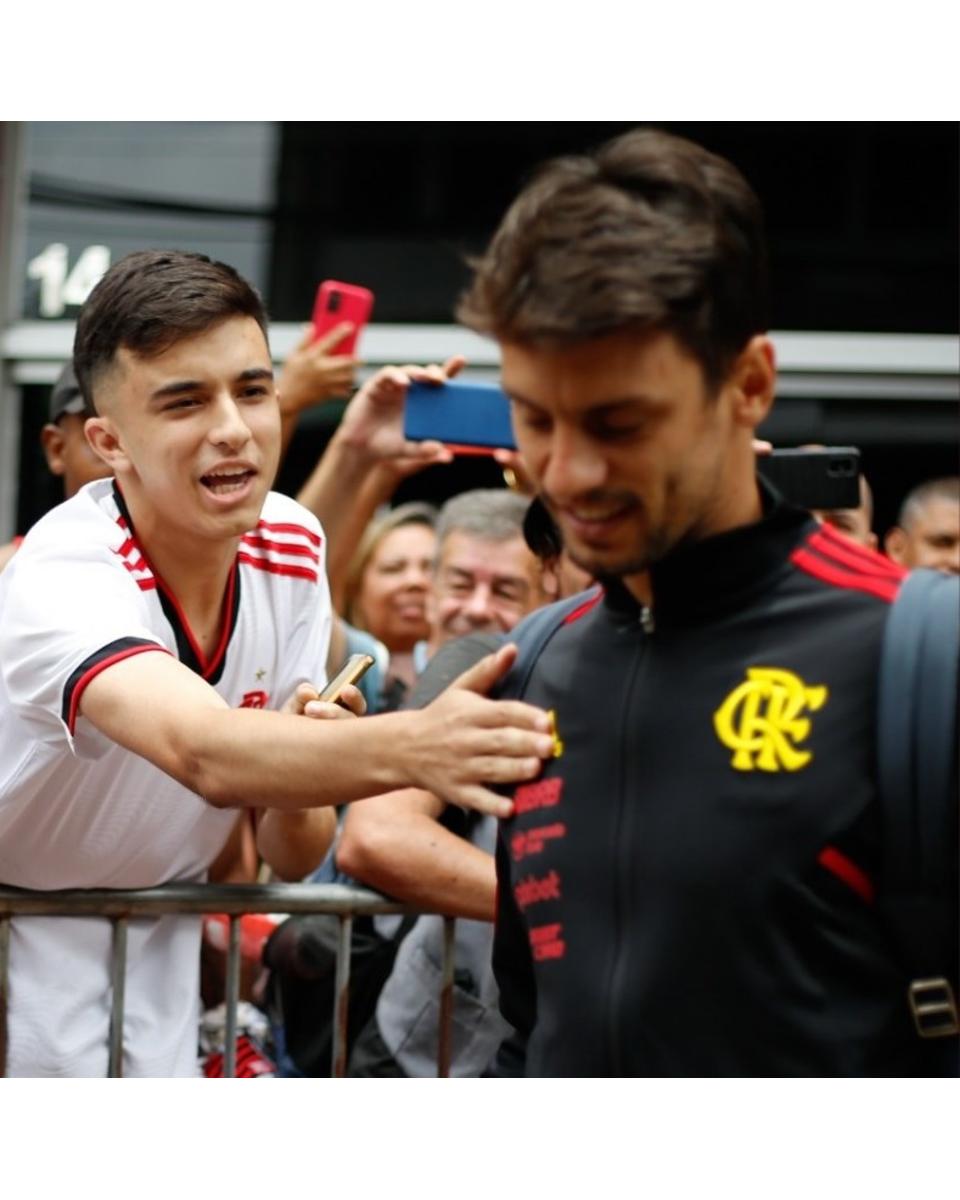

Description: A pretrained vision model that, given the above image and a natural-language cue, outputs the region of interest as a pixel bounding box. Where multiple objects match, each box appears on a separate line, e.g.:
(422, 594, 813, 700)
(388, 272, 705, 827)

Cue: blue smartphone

(404, 380, 516, 453)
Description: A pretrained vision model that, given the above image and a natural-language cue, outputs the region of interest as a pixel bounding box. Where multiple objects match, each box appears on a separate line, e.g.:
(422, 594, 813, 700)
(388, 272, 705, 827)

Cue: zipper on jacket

(605, 623, 649, 1072)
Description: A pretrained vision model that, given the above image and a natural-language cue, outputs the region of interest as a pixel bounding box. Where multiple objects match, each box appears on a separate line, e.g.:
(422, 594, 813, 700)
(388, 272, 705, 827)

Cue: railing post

(437, 916, 455, 1078)
(107, 916, 128, 1078)
(331, 914, 353, 1078)
(223, 915, 241, 1078)
(0, 883, 422, 1078)
(0, 915, 10, 1077)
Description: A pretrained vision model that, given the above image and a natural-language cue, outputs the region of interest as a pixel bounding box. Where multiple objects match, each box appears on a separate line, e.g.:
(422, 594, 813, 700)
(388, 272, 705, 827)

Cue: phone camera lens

(328, 290, 341, 313)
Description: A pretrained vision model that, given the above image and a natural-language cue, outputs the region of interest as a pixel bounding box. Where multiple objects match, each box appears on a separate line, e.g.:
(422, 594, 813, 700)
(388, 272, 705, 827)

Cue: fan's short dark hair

(74, 249, 269, 411)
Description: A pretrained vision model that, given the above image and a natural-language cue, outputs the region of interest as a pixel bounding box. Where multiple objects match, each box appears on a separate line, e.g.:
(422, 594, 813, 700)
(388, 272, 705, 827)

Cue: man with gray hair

(421, 488, 545, 656)
(338, 487, 554, 1075)
(884, 477, 960, 575)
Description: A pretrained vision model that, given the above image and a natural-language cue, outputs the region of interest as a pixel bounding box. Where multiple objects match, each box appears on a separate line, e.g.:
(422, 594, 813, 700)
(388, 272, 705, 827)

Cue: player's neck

(623, 472, 764, 609)
(124, 497, 239, 653)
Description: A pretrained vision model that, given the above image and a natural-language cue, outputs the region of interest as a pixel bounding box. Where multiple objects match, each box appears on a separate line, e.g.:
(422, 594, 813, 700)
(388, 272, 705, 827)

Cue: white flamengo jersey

(0, 479, 332, 1076)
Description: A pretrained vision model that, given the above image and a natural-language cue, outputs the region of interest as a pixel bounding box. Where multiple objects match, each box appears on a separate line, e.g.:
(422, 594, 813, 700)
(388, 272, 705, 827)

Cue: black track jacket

(492, 498, 947, 1076)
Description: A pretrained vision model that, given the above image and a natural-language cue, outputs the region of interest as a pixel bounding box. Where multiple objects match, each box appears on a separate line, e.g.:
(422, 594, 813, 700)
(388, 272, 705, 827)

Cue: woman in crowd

(338, 502, 438, 712)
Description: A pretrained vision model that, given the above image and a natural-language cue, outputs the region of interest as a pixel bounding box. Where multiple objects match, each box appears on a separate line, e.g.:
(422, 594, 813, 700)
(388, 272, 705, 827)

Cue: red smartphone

(311, 280, 374, 357)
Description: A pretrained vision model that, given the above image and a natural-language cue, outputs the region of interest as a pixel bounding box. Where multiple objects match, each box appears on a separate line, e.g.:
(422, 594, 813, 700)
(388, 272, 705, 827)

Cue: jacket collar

(601, 483, 816, 628)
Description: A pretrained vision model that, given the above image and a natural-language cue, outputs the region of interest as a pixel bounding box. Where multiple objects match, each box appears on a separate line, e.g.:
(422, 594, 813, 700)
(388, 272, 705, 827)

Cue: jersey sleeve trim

(62, 638, 172, 734)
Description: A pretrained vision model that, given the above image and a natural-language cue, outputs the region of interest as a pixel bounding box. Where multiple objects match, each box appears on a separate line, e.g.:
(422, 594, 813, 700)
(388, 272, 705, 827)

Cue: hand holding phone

(757, 447, 861, 510)
(318, 653, 375, 707)
(278, 322, 360, 417)
(312, 280, 374, 357)
(331, 358, 467, 473)
(404, 379, 516, 455)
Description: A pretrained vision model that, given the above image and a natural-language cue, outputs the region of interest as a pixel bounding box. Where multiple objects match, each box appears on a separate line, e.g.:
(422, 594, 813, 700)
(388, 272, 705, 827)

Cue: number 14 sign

(26, 243, 111, 318)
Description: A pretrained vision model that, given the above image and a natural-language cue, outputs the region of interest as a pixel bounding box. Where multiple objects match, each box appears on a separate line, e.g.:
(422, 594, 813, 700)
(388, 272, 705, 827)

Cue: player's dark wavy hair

(73, 249, 269, 411)
(457, 128, 769, 391)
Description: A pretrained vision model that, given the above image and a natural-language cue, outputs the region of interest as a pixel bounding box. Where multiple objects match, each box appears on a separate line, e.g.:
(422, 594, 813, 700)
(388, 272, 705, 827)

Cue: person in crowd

(0, 248, 555, 1077)
(452, 128, 956, 1076)
(0, 366, 339, 1072)
(812, 472, 878, 550)
(0, 356, 356, 884)
(337, 488, 553, 1076)
(422, 490, 550, 651)
(0, 316, 359, 573)
(0, 362, 113, 573)
(884, 476, 959, 574)
(340, 502, 438, 708)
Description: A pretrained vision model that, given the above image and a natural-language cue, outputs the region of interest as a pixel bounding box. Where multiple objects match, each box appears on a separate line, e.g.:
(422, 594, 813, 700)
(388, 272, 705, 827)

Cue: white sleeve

(0, 546, 170, 748)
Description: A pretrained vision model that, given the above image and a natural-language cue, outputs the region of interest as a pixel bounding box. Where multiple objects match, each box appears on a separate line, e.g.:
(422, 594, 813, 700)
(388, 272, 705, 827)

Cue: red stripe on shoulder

(238, 552, 318, 584)
(256, 520, 321, 548)
(810, 524, 906, 581)
(790, 546, 901, 603)
(817, 845, 875, 904)
(562, 587, 604, 625)
(241, 534, 320, 564)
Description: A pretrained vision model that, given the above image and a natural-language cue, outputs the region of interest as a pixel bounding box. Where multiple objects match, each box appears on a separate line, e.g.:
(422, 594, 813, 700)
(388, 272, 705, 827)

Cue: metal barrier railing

(0, 882, 454, 1079)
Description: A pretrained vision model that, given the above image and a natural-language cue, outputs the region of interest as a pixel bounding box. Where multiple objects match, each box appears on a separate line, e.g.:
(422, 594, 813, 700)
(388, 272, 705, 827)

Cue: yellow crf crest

(713, 667, 828, 772)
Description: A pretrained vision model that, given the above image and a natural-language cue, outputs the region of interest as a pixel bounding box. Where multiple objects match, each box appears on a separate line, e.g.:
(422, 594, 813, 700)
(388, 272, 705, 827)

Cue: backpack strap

(877, 568, 959, 1043)
(499, 587, 602, 700)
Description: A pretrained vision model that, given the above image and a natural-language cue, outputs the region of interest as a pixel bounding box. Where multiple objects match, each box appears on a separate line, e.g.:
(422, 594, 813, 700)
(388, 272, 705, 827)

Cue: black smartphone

(318, 653, 375, 704)
(758, 447, 861, 510)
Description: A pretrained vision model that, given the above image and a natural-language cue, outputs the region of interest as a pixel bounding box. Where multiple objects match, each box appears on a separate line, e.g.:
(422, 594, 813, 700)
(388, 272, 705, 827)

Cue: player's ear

(884, 526, 909, 566)
(40, 423, 68, 477)
(726, 335, 776, 431)
(84, 416, 129, 471)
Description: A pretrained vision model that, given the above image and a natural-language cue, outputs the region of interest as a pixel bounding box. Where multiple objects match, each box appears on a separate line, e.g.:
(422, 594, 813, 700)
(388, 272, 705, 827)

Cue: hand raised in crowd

(334, 354, 467, 467)
(296, 353, 466, 596)
(277, 322, 360, 421)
